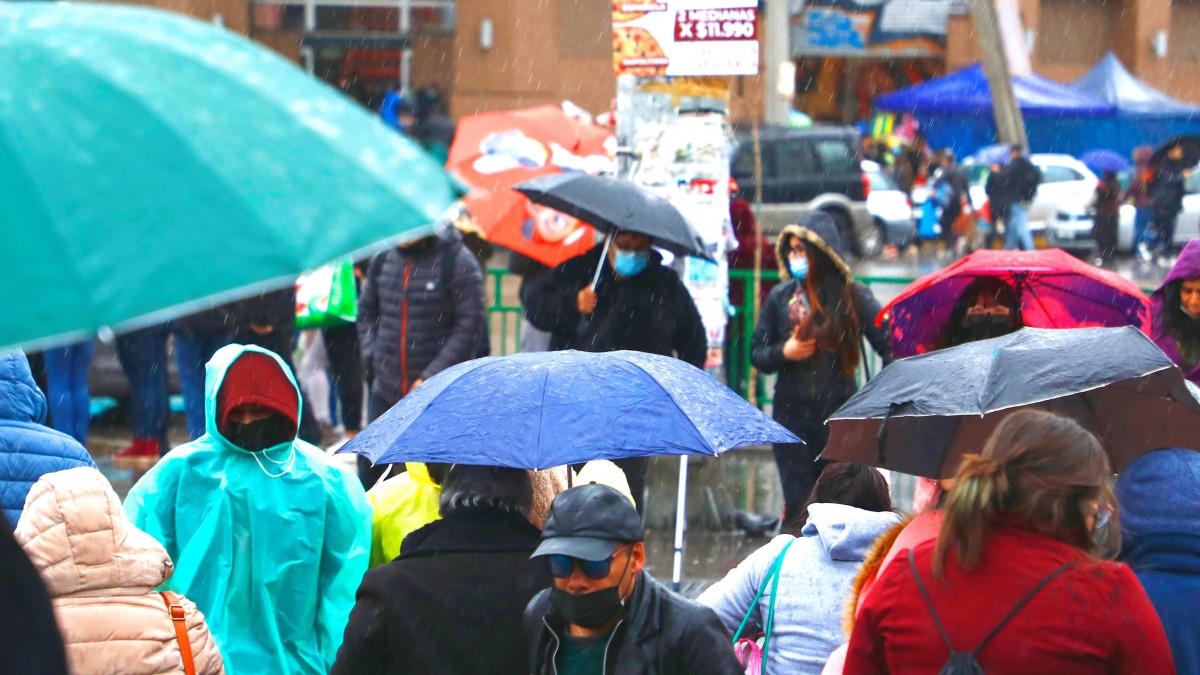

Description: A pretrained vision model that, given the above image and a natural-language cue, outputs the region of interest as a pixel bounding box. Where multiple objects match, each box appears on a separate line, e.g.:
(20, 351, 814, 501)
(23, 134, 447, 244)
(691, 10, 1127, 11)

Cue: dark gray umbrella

(514, 173, 714, 262)
(824, 326, 1200, 478)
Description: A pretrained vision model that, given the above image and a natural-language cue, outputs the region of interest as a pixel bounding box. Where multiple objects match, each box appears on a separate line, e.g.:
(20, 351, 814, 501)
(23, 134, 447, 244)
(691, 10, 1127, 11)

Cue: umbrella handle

(877, 403, 902, 466)
(591, 230, 615, 291)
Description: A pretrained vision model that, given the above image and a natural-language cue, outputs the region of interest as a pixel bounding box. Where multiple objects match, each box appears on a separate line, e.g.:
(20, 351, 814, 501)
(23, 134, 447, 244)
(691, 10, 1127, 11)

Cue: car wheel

(820, 207, 868, 257)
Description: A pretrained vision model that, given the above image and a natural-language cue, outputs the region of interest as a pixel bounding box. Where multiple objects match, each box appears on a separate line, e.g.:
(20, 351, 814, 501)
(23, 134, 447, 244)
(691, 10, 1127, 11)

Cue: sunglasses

(545, 546, 629, 580)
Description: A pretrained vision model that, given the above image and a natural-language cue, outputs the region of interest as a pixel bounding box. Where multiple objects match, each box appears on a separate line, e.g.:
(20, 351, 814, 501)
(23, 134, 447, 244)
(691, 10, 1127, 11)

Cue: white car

(1048, 168, 1200, 252)
(863, 160, 917, 248)
(914, 154, 1099, 236)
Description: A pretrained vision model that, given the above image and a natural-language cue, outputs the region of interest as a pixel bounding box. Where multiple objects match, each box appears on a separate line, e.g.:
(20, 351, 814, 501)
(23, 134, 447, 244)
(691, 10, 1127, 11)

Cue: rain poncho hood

(0, 352, 95, 525)
(366, 462, 442, 568)
(124, 344, 371, 675)
(1152, 239, 1200, 383)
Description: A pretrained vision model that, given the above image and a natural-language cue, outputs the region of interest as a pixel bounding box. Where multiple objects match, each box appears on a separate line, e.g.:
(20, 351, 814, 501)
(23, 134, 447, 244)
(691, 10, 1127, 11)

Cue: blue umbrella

(339, 349, 799, 590)
(339, 349, 799, 469)
(1080, 149, 1132, 175)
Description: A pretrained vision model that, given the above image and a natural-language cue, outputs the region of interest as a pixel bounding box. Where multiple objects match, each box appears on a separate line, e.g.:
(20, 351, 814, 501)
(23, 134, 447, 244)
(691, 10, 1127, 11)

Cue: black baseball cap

(531, 484, 645, 562)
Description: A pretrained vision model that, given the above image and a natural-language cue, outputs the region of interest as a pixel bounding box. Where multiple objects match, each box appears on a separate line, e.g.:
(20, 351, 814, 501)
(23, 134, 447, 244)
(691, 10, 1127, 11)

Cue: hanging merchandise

(295, 260, 357, 329)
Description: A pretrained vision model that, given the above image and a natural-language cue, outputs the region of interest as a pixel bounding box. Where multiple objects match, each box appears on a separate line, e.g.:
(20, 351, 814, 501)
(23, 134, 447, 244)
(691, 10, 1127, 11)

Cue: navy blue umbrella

(1080, 149, 1131, 175)
(339, 349, 799, 469)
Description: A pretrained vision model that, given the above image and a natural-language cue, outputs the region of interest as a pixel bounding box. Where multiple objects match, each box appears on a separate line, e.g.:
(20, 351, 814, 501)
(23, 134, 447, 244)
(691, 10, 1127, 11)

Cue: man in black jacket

(332, 465, 550, 675)
(357, 227, 485, 485)
(1001, 145, 1042, 251)
(524, 231, 706, 508)
(525, 484, 742, 675)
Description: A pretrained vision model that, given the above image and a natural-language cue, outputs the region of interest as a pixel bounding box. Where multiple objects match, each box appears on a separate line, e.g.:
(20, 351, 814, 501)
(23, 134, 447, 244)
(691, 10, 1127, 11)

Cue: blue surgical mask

(789, 257, 809, 280)
(613, 249, 650, 277)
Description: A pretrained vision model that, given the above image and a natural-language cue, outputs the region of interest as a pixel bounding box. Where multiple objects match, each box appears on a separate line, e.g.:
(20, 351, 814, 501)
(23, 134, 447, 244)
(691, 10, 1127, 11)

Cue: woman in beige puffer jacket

(14, 467, 224, 675)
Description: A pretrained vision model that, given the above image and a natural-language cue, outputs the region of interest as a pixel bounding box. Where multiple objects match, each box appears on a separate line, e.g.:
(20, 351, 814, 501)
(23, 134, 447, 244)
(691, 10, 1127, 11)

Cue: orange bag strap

(159, 591, 197, 675)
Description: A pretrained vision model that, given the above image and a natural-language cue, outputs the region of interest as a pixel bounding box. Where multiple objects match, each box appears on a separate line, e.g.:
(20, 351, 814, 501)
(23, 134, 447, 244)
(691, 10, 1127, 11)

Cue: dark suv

(731, 126, 878, 257)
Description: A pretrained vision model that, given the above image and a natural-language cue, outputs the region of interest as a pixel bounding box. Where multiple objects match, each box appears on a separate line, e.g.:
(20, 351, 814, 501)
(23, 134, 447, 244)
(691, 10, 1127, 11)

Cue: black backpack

(908, 549, 1079, 675)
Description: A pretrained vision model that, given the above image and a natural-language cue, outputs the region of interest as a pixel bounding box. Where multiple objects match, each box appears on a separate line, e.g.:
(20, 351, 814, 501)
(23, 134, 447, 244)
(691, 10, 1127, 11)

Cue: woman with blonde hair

(844, 410, 1174, 673)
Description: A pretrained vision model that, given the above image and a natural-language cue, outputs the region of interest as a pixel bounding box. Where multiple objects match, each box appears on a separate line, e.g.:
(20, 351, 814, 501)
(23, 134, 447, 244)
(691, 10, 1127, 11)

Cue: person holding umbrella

(750, 213, 891, 530)
(524, 231, 706, 510)
(844, 410, 1174, 673)
(1152, 239, 1200, 385)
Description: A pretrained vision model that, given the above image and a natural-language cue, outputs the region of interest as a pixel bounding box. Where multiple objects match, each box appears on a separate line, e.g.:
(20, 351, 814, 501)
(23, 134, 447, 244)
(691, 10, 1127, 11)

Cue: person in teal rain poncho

(124, 344, 371, 674)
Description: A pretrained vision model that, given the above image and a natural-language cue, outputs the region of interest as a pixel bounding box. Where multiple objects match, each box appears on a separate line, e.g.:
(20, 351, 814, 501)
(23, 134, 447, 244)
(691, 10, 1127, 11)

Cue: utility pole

(967, 0, 1028, 147)
(763, 0, 791, 125)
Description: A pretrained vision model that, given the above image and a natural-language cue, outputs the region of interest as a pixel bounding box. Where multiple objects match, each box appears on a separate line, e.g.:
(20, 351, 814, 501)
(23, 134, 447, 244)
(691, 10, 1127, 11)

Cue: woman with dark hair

(1152, 239, 1200, 385)
(699, 463, 898, 674)
(751, 213, 891, 529)
(845, 410, 1174, 673)
(936, 276, 1024, 350)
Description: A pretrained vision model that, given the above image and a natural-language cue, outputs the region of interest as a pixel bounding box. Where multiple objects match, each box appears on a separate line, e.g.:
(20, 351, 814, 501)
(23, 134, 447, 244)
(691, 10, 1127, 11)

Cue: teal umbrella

(0, 3, 461, 350)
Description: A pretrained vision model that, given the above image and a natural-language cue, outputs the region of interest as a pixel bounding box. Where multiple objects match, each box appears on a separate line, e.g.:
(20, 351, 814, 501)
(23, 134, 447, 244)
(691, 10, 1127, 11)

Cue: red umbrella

(446, 105, 614, 267)
(878, 249, 1151, 358)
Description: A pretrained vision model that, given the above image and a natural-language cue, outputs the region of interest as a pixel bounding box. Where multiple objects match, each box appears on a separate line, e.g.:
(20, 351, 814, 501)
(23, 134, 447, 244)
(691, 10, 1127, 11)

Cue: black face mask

(964, 314, 1014, 341)
(223, 416, 295, 452)
(549, 585, 626, 629)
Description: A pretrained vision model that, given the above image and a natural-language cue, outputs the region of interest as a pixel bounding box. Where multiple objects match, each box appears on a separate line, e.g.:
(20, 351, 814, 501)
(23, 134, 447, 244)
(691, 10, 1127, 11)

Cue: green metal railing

(485, 267, 913, 407)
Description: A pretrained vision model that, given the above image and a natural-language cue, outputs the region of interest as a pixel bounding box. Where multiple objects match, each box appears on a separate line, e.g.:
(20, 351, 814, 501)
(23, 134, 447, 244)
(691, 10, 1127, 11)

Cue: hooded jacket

(124, 344, 372, 675)
(16, 468, 224, 675)
(0, 351, 95, 525)
(750, 215, 891, 421)
(1152, 239, 1200, 384)
(698, 504, 902, 674)
(357, 227, 486, 406)
(525, 570, 743, 675)
(524, 244, 707, 368)
(1118, 448, 1200, 675)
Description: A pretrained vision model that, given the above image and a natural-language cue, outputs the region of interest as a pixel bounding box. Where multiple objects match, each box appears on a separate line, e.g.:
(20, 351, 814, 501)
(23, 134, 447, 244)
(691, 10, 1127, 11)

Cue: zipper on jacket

(400, 262, 412, 395)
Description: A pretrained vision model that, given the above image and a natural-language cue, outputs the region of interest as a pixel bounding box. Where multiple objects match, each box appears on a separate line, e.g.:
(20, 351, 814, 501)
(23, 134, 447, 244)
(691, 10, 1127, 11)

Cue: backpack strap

(160, 591, 197, 675)
(907, 549, 1081, 659)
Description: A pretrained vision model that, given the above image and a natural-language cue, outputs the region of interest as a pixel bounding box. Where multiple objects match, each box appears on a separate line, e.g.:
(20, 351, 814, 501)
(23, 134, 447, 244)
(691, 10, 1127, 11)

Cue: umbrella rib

(624, 361, 718, 455)
(534, 366, 551, 471)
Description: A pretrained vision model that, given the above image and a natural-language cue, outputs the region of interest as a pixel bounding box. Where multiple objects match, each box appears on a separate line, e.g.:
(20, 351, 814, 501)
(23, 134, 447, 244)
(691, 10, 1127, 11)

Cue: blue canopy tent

(1068, 52, 1200, 157)
(874, 63, 1116, 157)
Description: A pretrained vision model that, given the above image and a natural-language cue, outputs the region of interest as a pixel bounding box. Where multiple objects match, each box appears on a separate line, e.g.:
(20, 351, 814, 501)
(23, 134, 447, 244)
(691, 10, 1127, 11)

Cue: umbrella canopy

(447, 105, 615, 267)
(824, 326, 1200, 478)
(879, 248, 1150, 358)
(337, 349, 798, 469)
(1079, 149, 1131, 175)
(0, 3, 461, 351)
(515, 174, 714, 261)
(967, 144, 1011, 166)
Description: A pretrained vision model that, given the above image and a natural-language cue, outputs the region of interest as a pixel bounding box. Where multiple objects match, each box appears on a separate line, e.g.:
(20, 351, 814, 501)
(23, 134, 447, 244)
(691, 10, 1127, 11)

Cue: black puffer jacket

(357, 228, 485, 406)
(524, 571, 742, 675)
(524, 245, 706, 368)
(751, 215, 890, 423)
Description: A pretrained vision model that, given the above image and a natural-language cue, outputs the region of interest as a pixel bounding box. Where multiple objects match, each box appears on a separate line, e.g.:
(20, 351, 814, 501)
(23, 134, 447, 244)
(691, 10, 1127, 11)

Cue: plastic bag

(296, 260, 356, 329)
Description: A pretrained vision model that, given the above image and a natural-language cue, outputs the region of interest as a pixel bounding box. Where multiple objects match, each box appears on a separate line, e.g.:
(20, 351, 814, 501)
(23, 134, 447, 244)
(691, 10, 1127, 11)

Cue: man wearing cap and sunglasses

(524, 483, 742, 675)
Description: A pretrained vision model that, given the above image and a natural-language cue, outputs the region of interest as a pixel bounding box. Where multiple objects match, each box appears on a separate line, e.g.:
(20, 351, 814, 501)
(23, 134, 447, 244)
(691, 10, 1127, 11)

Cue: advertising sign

(613, 0, 760, 76)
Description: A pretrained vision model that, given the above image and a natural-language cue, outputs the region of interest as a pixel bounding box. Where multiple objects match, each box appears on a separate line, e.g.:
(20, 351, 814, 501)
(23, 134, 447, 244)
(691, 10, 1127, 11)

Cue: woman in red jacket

(844, 410, 1175, 674)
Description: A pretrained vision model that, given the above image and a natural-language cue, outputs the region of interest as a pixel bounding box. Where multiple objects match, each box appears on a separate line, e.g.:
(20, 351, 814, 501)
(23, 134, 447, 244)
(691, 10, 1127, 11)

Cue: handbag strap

(731, 538, 795, 674)
(160, 591, 197, 675)
(908, 549, 1080, 658)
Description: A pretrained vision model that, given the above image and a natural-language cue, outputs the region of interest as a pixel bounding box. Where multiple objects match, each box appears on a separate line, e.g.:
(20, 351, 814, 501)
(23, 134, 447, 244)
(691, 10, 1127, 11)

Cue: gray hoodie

(698, 504, 901, 674)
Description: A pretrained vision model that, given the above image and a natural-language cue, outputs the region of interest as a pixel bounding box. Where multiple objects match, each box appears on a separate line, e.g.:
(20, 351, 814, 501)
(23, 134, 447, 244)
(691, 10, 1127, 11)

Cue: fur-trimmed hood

(775, 212, 854, 282)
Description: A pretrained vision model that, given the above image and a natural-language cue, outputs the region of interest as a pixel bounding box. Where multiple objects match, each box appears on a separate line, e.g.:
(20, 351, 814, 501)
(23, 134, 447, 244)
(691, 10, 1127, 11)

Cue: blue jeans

(1134, 206, 1154, 252)
(1005, 203, 1034, 250)
(174, 331, 230, 440)
(116, 323, 170, 449)
(44, 340, 96, 445)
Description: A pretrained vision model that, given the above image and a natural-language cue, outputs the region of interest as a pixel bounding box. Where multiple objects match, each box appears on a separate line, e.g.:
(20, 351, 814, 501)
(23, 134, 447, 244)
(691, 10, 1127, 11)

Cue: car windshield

(1187, 167, 1200, 194)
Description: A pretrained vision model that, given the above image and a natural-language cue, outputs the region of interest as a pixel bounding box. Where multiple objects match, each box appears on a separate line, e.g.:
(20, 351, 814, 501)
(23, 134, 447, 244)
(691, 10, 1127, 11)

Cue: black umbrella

(515, 173, 714, 263)
(824, 326, 1200, 478)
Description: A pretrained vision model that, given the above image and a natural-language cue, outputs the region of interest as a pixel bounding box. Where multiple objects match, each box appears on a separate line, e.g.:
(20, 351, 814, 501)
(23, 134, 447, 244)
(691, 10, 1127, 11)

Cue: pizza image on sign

(613, 26, 669, 76)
